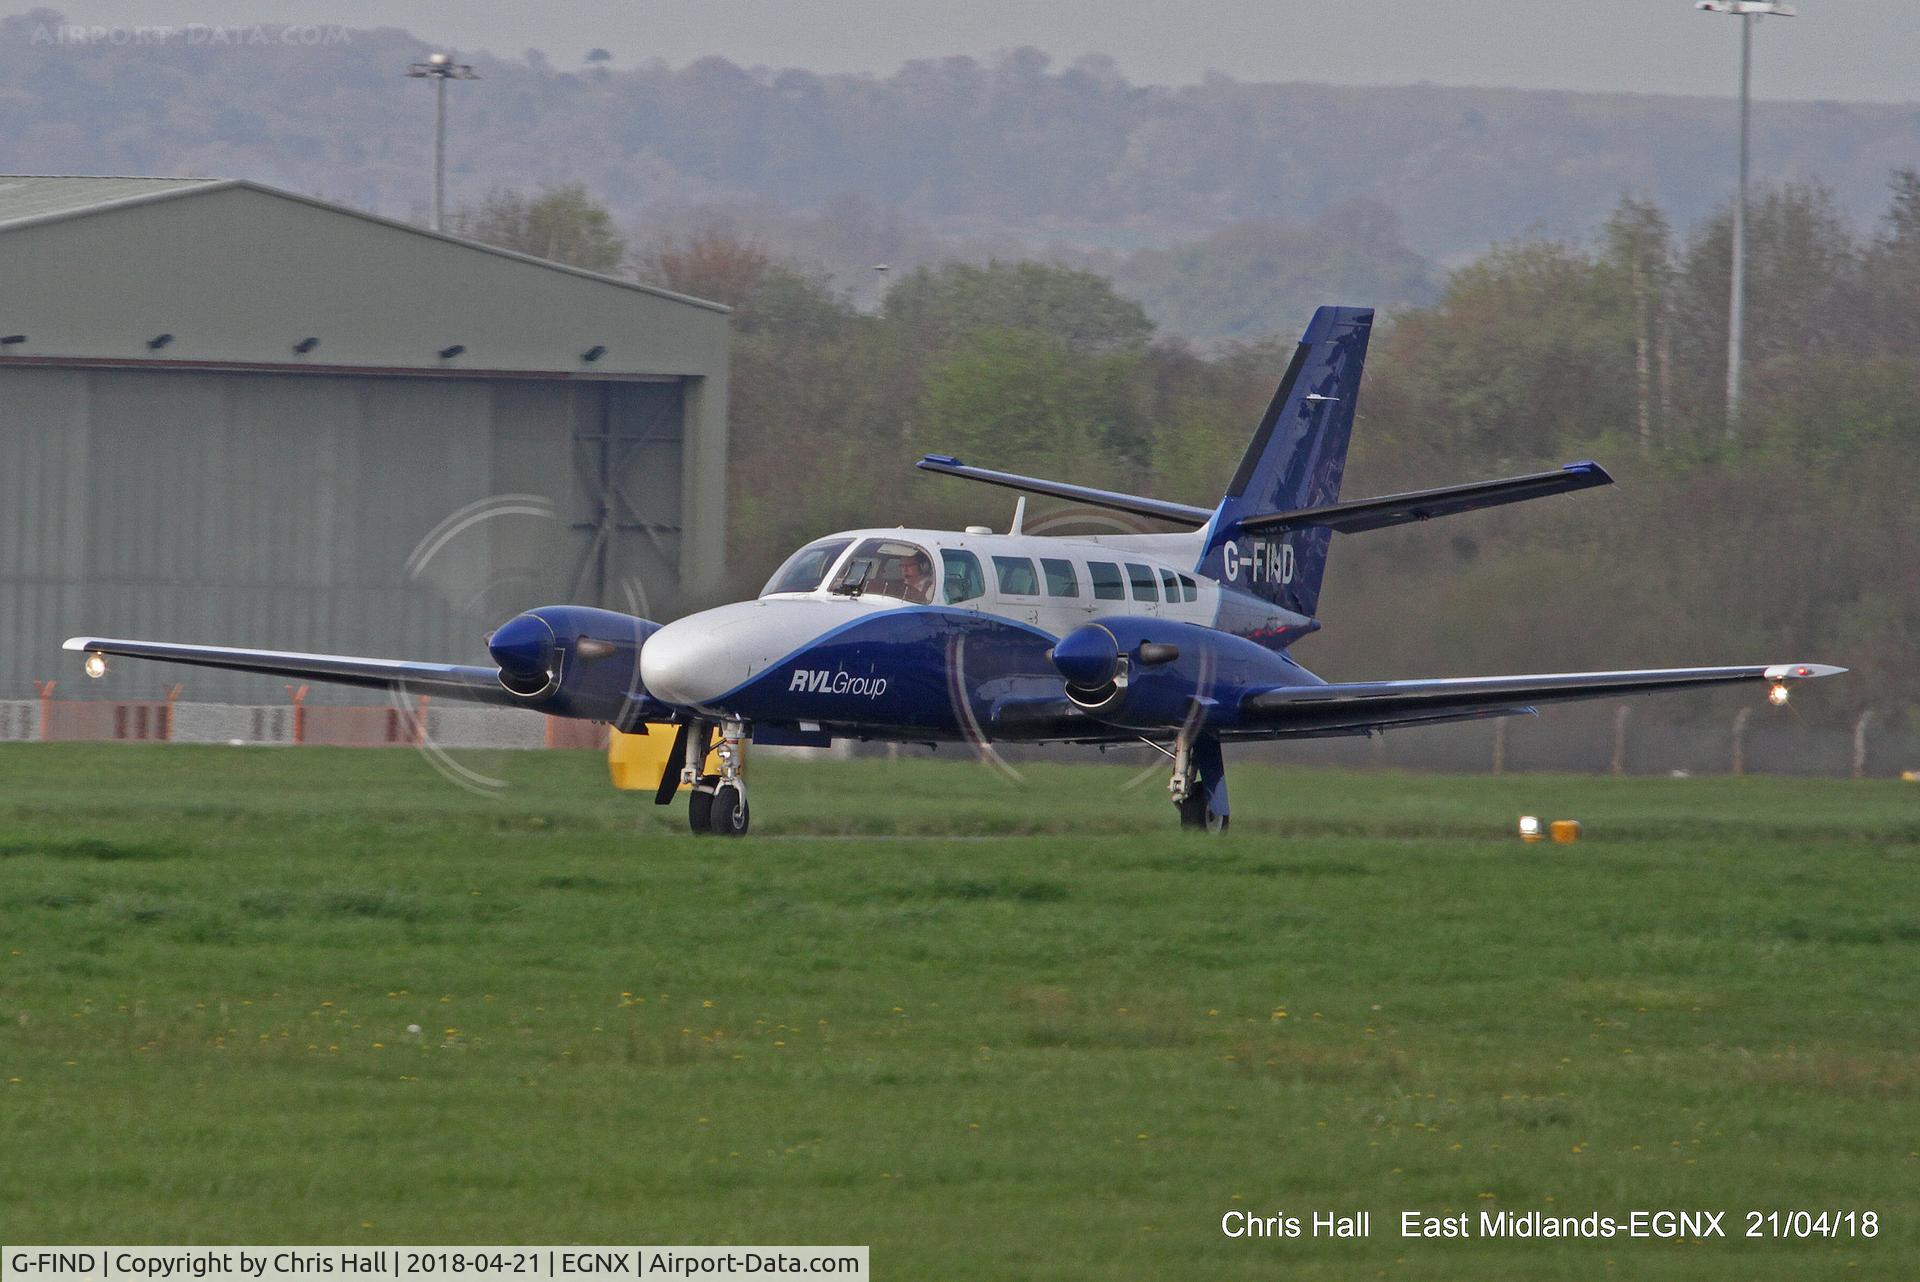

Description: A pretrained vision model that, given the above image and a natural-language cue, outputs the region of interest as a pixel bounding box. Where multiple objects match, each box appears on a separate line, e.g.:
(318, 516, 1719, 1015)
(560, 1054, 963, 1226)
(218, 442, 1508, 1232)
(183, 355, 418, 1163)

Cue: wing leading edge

(62, 636, 518, 707)
(1240, 663, 1845, 735)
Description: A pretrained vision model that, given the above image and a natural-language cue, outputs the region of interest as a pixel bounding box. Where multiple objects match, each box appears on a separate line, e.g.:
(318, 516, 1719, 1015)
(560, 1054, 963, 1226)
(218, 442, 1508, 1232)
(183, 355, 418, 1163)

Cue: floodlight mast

(1693, 1, 1795, 436)
(406, 52, 480, 232)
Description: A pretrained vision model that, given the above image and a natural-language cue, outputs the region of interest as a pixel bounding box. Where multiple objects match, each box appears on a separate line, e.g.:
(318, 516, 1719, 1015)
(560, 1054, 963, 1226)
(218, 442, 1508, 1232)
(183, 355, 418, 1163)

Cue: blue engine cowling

(1048, 617, 1320, 731)
(487, 605, 671, 728)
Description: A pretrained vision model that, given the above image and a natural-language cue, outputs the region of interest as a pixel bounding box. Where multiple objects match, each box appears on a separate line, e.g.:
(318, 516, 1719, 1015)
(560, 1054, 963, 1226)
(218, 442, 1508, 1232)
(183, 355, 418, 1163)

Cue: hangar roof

(0, 175, 221, 223)
(0, 174, 728, 379)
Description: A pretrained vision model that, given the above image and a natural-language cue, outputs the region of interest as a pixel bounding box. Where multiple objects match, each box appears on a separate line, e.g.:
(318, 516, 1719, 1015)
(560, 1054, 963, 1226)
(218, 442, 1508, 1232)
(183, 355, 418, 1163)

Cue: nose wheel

(695, 786, 744, 836)
(686, 718, 752, 837)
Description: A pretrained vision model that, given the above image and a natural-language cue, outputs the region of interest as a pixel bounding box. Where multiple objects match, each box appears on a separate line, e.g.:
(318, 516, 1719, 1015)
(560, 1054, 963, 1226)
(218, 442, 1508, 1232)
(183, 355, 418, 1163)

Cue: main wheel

(688, 775, 720, 835)
(1177, 793, 1229, 833)
(710, 784, 750, 837)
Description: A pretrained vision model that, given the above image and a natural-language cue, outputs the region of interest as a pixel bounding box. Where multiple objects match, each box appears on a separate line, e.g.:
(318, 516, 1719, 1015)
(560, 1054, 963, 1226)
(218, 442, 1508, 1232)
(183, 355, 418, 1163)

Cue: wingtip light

(84, 651, 107, 679)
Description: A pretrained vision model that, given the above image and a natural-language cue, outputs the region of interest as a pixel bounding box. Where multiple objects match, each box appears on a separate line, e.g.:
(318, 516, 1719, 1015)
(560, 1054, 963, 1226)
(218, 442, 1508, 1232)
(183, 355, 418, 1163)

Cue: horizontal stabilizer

(1240, 662, 1843, 734)
(62, 636, 518, 707)
(916, 455, 1213, 528)
(1235, 461, 1612, 536)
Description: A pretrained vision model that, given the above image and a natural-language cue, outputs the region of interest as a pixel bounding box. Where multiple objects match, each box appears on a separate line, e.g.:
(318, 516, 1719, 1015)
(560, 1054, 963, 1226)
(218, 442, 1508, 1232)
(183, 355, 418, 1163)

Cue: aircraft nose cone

(1051, 625, 1119, 689)
(639, 616, 715, 707)
(488, 613, 556, 682)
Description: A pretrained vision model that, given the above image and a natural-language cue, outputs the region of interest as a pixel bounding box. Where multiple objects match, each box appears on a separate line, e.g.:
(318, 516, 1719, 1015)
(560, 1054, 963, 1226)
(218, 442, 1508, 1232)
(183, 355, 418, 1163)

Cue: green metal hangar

(0, 175, 729, 706)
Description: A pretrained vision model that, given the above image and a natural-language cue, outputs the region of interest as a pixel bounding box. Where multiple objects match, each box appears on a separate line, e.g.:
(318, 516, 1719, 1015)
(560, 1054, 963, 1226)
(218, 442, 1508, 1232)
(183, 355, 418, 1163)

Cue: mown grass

(0, 743, 1915, 1278)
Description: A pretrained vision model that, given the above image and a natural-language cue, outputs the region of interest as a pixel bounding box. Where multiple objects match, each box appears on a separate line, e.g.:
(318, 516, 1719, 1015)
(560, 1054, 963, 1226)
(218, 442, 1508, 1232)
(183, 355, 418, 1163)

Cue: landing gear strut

(1168, 734, 1229, 833)
(687, 717, 751, 837)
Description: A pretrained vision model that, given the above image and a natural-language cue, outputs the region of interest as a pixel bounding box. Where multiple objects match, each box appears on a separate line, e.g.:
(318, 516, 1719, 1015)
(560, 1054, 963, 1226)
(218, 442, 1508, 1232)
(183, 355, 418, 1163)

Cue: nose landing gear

(685, 717, 751, 837)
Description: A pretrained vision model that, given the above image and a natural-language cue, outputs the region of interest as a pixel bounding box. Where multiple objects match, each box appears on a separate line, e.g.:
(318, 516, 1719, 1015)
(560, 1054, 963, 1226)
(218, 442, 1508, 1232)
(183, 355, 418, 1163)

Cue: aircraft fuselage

(638, 525, 1322, 743)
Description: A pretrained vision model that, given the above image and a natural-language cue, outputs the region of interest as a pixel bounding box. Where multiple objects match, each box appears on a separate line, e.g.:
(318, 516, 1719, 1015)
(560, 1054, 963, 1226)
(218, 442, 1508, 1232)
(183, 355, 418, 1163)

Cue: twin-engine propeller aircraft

(67, 306, 1841, 835)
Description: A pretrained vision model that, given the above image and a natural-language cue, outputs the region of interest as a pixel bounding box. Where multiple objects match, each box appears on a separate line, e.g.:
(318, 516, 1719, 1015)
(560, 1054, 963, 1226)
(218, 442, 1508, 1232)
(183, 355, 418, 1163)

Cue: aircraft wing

(62, 636, 520, 707)
(1238, 663, 1844, 735)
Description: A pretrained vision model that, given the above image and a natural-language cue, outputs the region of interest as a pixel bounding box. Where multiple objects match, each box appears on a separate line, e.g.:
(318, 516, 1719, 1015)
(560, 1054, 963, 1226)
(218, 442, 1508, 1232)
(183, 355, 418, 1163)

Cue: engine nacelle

(1048, 617, 1313, 731)
(488, 605, 670, 728)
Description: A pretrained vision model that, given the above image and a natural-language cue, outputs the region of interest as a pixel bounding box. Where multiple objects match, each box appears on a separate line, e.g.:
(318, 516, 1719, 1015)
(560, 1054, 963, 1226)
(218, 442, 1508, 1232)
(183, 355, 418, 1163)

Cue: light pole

(406, 52, 479, 232)
(1694, 2, 1794, 436)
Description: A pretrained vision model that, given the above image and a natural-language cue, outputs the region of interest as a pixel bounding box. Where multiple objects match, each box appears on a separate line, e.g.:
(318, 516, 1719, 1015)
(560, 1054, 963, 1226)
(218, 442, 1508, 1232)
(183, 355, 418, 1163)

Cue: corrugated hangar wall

(0, 177, 728, 707)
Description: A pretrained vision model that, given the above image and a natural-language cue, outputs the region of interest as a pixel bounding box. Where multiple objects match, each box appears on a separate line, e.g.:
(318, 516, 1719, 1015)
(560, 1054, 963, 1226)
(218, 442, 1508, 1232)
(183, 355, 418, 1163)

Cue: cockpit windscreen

(761, 538, 854, 596)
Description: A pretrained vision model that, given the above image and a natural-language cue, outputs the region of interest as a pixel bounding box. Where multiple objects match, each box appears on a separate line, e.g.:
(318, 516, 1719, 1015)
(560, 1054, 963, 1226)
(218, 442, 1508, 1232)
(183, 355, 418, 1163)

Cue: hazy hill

(2, 9, 1915, 338)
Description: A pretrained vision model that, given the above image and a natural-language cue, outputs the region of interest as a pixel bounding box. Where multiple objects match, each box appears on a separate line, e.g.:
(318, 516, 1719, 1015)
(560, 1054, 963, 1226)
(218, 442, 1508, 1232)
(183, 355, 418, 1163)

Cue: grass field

(1, 743, 1915, 1278)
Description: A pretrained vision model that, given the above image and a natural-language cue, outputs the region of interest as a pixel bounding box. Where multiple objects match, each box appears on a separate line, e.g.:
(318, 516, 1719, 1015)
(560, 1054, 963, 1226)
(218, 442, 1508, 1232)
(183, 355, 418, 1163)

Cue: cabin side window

(1087, 561, 1126, 600)
(1178, 573, 1198, 603)
(942, 549, 985, 603)
(1040, 557, 1080, 598)
(1126, 562, 1159, 602)
(992, 556, 1040, 596)
(1159, 569, 1180, 601)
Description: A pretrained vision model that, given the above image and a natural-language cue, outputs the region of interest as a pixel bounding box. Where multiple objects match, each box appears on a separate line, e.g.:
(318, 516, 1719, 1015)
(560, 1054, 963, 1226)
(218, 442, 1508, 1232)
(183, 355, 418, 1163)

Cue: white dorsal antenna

(1010, 496, 1027, 535)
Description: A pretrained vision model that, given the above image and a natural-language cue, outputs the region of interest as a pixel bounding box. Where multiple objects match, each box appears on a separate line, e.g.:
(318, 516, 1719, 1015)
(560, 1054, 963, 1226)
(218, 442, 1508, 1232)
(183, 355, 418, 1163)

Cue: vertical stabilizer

(1196, 306, 1373, 619)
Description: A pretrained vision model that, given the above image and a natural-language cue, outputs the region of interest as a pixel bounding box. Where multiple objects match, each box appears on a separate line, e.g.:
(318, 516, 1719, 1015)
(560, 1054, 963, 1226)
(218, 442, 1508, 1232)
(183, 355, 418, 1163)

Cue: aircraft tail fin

(1196, 305, 1374, 618)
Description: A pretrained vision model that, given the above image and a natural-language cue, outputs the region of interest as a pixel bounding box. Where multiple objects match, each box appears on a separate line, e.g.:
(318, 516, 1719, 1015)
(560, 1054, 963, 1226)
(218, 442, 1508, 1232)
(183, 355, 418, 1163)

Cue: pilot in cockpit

(834, 538, 936, 604)
(899, 555, 934, 605)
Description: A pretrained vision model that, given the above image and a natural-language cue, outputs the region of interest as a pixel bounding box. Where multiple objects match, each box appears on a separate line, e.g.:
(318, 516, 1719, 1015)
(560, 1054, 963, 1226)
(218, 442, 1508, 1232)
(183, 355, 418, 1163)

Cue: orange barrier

(300, 703, 431, 747)
(41, 700, 175, 741)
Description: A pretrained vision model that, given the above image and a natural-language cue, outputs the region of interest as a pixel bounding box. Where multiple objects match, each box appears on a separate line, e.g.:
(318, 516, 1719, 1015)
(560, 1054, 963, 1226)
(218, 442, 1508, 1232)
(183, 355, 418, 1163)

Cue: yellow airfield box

(609, 725, 718, 791)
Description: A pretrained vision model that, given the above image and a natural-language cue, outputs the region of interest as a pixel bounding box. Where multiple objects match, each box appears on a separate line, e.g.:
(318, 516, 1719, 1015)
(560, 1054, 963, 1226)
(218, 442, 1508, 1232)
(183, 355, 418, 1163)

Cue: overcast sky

(28, 1, 1917, 103)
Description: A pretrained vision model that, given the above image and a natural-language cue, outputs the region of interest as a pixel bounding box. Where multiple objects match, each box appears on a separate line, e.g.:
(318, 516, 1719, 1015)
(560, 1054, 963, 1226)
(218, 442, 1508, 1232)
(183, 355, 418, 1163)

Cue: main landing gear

(1168, 734, 1230, 833)
(678, 718, 751, 837)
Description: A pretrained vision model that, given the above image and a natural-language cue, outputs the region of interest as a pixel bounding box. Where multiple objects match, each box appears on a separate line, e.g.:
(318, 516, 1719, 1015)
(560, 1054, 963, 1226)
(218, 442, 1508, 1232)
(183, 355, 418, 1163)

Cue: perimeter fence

(5, 691, 1908, 780)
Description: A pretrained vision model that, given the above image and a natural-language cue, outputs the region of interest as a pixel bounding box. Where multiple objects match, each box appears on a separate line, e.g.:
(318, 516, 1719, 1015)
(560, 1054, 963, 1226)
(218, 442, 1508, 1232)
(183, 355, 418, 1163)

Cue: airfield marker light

(84, 652, 107, 680)
(1518, 815, 1542, 842)
(1768, 682, 1790, 707)
(1550, 820, 1583, 845)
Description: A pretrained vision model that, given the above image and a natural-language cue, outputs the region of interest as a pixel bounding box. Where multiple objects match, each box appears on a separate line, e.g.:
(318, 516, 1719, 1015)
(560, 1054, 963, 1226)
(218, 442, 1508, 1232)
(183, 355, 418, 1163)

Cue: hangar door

(1, 366, 694, 706)
(568, 380, 685, 616)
